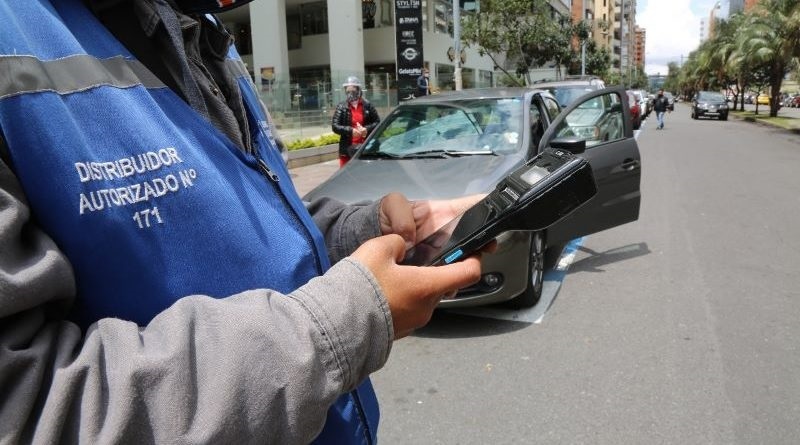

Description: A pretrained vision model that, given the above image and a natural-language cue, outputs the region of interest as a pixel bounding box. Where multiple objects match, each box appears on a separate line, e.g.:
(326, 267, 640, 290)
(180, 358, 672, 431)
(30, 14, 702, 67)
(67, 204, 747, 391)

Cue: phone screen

(402, 199, 496, 266)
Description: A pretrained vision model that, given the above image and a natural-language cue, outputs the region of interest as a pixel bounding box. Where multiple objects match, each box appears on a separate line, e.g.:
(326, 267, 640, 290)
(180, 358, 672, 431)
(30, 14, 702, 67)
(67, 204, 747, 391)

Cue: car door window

(551, 91, 625, 149)
(529, 99, 545, 150)
(543, 97, 560, 122)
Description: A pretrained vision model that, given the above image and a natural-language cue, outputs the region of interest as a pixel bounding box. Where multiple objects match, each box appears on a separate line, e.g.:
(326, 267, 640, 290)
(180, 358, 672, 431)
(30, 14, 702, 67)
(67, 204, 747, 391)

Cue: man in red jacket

(332, 76, 381, 167)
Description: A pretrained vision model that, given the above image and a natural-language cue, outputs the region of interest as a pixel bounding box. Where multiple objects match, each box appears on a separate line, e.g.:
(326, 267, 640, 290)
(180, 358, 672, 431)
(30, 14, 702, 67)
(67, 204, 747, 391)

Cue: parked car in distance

(757, 94, 770, 105)
(663, 91, 675, 111)
(532, 76, 607, 108)
(789, 95, 800, 108)
(305, 87, 642, 309)
(691, 91, 729, 120)
(627, 90, 642, 129)
(633, 90, 650, 117)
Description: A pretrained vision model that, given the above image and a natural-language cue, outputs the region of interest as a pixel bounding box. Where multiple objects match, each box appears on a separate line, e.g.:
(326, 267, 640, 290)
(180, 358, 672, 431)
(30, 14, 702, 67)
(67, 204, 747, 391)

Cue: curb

(731, 112, 800, 135)
(287, 144, 338, 169)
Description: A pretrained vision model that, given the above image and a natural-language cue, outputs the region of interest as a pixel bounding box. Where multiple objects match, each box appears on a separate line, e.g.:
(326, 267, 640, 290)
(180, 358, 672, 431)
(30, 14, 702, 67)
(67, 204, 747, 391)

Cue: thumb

(413, 255, 483, 295)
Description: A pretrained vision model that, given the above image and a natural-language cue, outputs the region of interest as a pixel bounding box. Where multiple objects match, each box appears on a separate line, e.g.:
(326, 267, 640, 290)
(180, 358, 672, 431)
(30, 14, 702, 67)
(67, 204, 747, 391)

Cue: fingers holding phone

(350, 234, 482, 339)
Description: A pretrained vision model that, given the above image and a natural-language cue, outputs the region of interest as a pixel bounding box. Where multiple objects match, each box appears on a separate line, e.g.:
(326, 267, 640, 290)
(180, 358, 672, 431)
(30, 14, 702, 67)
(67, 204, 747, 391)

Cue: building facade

(592, 0, 615, 54)
(633, 25, 645, 69)
(218, 0, 578, 114)
(219, 0, 499, 113)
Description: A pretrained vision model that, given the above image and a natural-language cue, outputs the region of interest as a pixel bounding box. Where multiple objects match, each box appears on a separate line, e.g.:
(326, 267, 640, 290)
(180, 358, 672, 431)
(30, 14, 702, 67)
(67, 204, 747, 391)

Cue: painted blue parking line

(445, 236, 586, 323)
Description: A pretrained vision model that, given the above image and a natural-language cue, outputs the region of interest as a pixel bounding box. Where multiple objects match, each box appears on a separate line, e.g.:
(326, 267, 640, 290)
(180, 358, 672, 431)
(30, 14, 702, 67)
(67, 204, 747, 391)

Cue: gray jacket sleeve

(306, 196, 383, 264)
(0, 157, 393, 444)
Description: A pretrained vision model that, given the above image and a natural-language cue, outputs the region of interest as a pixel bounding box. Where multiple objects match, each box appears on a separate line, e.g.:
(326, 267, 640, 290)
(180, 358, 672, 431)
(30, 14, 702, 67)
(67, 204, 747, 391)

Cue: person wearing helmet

(332, 76, 381, 167)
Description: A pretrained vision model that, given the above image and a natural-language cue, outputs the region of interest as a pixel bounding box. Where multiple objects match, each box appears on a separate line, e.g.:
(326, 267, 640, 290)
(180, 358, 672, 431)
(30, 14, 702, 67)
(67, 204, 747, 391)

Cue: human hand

(378, 192, 488, 249)
(354, 123, 367, 138)
(350, 234, 482, 338)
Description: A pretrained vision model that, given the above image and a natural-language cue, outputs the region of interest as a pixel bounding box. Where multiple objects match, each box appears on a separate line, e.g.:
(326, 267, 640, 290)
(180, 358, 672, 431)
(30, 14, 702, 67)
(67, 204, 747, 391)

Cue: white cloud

(638, 0, 724, 75)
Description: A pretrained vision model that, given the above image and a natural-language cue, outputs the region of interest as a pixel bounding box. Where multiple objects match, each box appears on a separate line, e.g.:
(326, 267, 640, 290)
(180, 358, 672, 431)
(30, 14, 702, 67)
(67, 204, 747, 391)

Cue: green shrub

(286, 133, 340, 151)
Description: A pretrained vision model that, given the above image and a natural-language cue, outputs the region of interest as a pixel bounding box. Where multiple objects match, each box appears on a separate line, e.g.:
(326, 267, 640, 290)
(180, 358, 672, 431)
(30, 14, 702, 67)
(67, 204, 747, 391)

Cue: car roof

(404, 87, 549, 103)
(531, 76, 605, 88)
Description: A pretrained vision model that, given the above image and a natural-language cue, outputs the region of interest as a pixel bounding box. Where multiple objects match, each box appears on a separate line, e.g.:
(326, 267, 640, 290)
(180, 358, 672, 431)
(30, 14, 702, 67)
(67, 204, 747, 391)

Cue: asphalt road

(337, 105, 799, 444)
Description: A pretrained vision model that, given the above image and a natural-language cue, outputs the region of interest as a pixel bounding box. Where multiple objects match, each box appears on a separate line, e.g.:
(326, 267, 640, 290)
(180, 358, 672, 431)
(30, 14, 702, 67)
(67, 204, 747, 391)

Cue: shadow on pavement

(411, 310, 532, 340)
(569, 242, 651, 273)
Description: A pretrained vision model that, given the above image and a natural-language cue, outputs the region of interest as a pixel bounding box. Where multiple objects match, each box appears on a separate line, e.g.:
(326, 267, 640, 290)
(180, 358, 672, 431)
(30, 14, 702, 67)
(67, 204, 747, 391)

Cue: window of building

(232, 23, 252, 55)
(301, 2, 328, 36)
(461, 67, 475, 89)
(478, 70, 493, 88)
(434, 0, 450, 35)
(363, 0, 377, 29)
(422, 0, 428, 32)
(287, 13, 301, 49)
(380, 0, 393, 26)
(436, 63, 454, 91)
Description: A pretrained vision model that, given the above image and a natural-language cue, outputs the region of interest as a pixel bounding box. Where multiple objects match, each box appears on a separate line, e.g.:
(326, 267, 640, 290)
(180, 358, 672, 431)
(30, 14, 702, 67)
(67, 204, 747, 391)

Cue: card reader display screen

(519, 165, 551, 186)
(402, 200, 495, 266)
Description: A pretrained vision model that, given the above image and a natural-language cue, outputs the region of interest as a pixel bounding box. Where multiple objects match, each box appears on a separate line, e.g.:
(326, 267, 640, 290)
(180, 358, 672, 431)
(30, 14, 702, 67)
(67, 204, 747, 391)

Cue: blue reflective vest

(0, 1, 377, 442)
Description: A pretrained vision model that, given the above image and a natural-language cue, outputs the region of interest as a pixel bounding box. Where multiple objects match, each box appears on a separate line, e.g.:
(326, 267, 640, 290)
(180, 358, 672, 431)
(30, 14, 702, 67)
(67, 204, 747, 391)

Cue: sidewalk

(288, 158, 339, 197)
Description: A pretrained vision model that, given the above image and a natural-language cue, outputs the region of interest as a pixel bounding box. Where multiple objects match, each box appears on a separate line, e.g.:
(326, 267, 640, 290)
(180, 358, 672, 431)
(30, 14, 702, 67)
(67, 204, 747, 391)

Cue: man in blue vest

(0, 1, 485, 443)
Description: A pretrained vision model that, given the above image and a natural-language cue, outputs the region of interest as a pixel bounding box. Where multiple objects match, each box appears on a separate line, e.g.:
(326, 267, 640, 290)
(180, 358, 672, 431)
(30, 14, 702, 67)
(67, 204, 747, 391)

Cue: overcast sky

(637, 0, 729, 75)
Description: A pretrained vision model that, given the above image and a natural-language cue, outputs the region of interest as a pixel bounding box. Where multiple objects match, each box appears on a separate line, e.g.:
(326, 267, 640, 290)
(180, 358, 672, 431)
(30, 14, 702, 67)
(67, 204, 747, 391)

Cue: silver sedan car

(305, 87, 641, 308)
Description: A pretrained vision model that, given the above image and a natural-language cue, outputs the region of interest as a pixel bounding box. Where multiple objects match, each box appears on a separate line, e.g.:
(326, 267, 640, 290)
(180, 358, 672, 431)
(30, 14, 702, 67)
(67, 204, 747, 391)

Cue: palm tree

(736, 0, 800, 116)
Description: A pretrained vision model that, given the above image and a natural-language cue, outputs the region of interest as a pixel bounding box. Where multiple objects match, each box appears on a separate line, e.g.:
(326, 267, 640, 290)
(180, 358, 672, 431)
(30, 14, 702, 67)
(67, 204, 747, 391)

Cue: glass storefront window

(478, 70, 493, 88)
(436, 63, 454, 91)
(461, 67, 475, 89)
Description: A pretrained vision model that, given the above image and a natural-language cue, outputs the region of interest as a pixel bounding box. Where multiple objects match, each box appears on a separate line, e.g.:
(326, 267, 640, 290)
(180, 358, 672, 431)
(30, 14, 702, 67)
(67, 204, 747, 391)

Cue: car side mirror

(549, 137, 586, 154)
(610, 103, 623, 113)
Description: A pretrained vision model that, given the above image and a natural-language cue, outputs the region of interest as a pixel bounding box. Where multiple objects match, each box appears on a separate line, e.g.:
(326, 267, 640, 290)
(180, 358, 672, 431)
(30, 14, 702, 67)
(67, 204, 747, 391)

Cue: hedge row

(286, 133, 340, 151)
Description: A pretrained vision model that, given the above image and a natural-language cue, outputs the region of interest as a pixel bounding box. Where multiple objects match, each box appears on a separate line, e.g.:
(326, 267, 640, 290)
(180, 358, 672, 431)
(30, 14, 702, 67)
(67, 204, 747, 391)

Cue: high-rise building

(730, 0, 763, 15)
(592, 0, 615, 52)
(634, 26, 645, 69)
(613, 0, 636, 76)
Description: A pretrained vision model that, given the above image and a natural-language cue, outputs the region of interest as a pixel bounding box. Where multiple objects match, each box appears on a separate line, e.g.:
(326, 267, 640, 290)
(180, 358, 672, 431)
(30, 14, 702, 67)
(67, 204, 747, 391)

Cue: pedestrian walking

(653, 89, 671, 130)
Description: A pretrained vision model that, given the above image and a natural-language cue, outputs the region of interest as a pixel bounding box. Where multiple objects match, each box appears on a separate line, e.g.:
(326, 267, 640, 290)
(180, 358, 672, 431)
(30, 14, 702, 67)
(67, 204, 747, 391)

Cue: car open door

(538, 86, 641, 244)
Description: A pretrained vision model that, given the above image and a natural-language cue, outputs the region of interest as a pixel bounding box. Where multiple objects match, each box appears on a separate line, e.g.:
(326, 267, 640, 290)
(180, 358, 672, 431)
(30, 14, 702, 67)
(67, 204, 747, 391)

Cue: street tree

(461, 0, 586, 85)
(736, 0, 800, 116)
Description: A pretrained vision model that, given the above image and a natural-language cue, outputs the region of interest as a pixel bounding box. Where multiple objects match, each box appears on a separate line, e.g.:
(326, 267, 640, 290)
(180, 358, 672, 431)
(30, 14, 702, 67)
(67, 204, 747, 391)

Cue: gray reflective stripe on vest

(225, 58, 249, 80)
(0, 55, 165, 100)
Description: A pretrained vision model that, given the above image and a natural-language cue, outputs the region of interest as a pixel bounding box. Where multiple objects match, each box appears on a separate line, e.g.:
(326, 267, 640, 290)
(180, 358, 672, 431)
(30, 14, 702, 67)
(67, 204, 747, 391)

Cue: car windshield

(541, 86, 596, 107)
(360, 98, 523, 157)
(698, 92, 725, 102)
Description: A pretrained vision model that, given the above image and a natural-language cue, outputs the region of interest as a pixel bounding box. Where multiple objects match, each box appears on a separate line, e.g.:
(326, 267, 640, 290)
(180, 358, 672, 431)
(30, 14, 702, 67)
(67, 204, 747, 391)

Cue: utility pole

(454, 0, 462, 90)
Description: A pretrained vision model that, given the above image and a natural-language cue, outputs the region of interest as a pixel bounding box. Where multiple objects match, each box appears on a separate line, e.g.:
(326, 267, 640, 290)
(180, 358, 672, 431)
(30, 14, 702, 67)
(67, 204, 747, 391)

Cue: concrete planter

(286, 143, 338, 169)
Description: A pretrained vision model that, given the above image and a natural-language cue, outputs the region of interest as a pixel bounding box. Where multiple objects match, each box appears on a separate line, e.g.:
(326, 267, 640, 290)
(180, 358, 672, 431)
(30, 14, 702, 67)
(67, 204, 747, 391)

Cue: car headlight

(699, 103, 709, 110)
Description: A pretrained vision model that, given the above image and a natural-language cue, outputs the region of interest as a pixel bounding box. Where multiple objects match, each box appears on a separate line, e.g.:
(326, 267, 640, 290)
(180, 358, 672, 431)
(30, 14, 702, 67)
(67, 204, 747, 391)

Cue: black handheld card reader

(403, 148, 598, 266)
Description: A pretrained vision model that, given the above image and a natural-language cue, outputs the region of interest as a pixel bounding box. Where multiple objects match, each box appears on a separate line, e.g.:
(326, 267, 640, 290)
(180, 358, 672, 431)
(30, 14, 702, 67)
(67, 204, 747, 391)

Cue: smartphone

(402, 148, 597, 266)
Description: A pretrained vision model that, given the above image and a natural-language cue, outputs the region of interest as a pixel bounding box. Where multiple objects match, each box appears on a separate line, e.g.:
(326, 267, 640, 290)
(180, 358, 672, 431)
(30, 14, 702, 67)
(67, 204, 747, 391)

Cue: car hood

(303, 154, 525, 203)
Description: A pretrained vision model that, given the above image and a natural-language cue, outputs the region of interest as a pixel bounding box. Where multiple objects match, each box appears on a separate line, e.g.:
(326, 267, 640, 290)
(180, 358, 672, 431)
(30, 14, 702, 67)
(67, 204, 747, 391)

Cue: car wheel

(691, 110, 697, 119)
(720, 113, 728, 121)
(507, 231, 545, 309)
